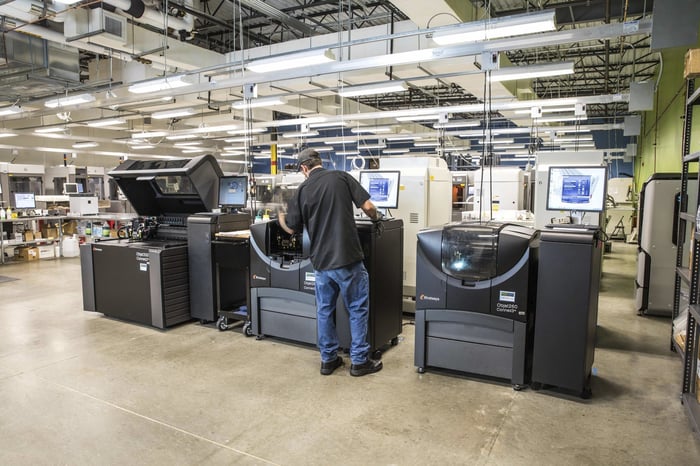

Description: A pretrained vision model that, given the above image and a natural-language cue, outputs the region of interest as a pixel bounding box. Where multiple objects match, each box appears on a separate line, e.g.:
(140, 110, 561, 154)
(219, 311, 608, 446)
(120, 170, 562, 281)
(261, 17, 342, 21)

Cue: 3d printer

(414, 222, 539, 388)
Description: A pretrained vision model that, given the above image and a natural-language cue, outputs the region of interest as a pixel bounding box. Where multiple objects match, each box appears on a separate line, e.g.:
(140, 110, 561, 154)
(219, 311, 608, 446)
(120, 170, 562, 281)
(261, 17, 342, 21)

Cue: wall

(636, 29, 700, 190)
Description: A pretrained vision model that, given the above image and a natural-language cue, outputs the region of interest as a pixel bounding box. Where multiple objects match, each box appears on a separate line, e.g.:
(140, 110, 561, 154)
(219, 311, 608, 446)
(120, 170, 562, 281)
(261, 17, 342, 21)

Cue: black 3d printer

(80, 155, 222, 329)
(414, 222, 539, 389)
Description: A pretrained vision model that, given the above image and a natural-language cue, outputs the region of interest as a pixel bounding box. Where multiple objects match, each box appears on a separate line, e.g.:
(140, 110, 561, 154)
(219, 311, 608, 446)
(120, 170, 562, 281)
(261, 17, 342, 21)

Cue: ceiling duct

(64, 8, 128, 48)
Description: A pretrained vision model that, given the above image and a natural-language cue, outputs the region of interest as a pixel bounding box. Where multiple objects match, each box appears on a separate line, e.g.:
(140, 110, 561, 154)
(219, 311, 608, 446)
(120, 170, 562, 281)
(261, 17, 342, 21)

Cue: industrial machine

(249, 218, 404, 357)
(636, 173, 697, 316)
(531, 225, 603, 398)
(80, 155, 222, 329)
(414, 222, 539, 389)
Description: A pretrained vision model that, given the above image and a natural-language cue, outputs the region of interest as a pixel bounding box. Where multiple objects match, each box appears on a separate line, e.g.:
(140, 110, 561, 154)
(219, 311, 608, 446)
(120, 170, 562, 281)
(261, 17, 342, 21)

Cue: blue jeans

(315, 261, 370, 365)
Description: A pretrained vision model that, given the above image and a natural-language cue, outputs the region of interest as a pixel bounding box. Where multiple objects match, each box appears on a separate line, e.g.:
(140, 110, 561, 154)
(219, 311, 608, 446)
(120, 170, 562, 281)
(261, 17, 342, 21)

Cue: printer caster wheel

(242, 321, 253, 337)
(217, 316, 229, 331)
(390, 337, 399, 346)
(417, 367, 425, 374)
(372, 349, 382, 360)
(512, 384, 525, 391)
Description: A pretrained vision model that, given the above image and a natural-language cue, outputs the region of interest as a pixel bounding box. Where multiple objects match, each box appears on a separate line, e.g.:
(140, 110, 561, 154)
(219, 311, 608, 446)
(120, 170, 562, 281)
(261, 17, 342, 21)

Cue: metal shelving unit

(673, 77, 700, 433)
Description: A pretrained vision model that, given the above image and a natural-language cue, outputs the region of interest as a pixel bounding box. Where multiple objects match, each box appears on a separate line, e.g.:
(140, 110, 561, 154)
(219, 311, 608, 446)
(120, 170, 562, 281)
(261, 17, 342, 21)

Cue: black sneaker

(320, 356, 344, 375)
(350, 358, 383, 377)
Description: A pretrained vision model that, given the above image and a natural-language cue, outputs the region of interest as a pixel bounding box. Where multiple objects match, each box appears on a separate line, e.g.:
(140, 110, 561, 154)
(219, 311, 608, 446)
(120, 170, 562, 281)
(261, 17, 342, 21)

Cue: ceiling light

(338, 81, 407, 98)
(0, 131, 17, 138)
(396, 114, 442, 122)
(181, 148, 207, 153)
(350, 127, 392, 134)
(45, 93, 96, 109)
(433, 120, 480, 129)
(311, 146, 334, 152)
(556, 128, 591, 134)
(432, 10, 556, 45)
(72, 141, 99, 149)
(337, 151, 360, 156)
(128, 75, 192, 94)
(130, 145, 155, 149)
(308, 121, 349, 129)
(221, 151, 245, 156)
(223, 146, 247, 151)
(226, 127, 267, 135)
(86, 117, 126, 127)
(514, 106, 577, 115)
(246, 49, 336, 73)
(282, 130, 320, 138)
(0, 105, 22, 116)
(166, 134, 199, 140)
(538, 116, 587, 123)
(52, 0, 82, 4)
(414, 141, 440, 147)
(358, 143, 387, 150)
(489, 62, 575, 82)
(174, 141, 202, 147)
(35, 127, 65, 134)
(232, 97, 285, 109)
(195, 124, 241, 134)
(276, 143, 295, 148)
(386, 135, 422, 141)
(224, 136, 254, 143)
(383, 148, 410, 154)
(554, 136, 594, 142)
(219, 159, 247, 164)
(475, 138, 515, 144)
(131, 131, 169, 139)
(152, 108, 196, 119)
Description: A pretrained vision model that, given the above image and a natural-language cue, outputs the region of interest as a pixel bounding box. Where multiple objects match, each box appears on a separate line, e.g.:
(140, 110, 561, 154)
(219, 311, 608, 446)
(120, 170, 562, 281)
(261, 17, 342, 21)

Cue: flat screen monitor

(359, 170, 401, 209)
(77, 182, 84, 193)
(219, 175, 248, 208)
(13, 192, 36, 209)
(64, 182, 79, 194)
(547, 165, 607, 212)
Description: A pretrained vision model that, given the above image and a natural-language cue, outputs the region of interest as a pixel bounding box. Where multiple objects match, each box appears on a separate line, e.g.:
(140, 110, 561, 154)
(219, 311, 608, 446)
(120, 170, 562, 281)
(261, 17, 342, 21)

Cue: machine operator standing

(279, 148, 383, 377)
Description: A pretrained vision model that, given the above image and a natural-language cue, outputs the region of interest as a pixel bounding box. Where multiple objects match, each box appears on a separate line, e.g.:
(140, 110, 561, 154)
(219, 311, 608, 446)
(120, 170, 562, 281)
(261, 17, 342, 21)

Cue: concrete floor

(0, 242, 699, 465)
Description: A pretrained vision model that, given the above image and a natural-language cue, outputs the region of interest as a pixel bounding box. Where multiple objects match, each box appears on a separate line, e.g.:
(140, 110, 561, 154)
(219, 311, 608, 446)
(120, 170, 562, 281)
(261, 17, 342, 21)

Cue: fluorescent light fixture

(350, 127, 392, 134)
(72, 141, 99, 149)
(0, 105, 22, 116)
(221, 151, 245, 156)
(223, 146, 247, 151)
(283, 130, 320, 138)
(219, 159, 247, 164)
(128, 75, 192, 94)
(475, 138, 515, 144)
(166, 134, 199, 141)
(131, 131, 168, 139)
(556, 128, 591, 134)
(227, 127, 267, 135)
(383, 148, 410, 154)
(45, 93, 96, 108)
(152, 108, 196, 119)
(489, 62, 575, 82)
(414, 141, 440, 147)
(311, 146, 334, 152)
(52, 0, 82, 4)
(232, 97, 285, 109)
(396, 114, 442, 122)
(174, 141, 202, 147)
(224, 136, 254, 143)
(337, 151, 360, 156)
(432, 10, 556, 45)
(358, 143, 387, 150)
(35, 127, 65, 134)
(538, 116, 587, 123)
(86, 117, 126, 127)
(554, 136, 594, 142)
(308, 121, 349, 129)
(434, 120, 480, 129)
(246, 49, 336, 73)
(181, 148, 207, 153)
(195, 124, 240, 134)
(338, 81, 407, 98)
(0, 131, 17, 138)
(387, 135, 422, 141)
(276, 143, 295, 148)
(130, 145, 155, 149)
(514, 106, 576, 115)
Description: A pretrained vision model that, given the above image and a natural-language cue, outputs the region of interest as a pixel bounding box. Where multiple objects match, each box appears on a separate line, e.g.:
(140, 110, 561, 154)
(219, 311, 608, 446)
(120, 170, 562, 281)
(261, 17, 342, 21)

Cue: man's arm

(360, 199, 381, 221)
(278, 211, 295, 234)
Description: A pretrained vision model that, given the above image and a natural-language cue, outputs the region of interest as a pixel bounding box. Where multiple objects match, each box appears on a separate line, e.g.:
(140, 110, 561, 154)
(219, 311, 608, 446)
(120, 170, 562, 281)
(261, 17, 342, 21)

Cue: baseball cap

(296, 148, 321, 171)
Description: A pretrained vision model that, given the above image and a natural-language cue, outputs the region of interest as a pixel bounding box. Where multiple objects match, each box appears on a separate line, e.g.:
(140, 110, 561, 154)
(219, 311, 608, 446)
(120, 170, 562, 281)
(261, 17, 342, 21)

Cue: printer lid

(109, 155, 223, 216)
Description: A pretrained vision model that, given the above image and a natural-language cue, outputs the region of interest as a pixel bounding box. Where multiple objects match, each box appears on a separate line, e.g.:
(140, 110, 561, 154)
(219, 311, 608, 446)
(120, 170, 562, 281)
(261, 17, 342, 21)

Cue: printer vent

(409, 212, 420, 224)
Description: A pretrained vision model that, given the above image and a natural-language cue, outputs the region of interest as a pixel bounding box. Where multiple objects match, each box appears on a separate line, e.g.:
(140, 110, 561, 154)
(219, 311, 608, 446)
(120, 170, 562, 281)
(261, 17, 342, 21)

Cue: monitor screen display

(64, 183, 79, 194)
(77, 183, 84, 193)
(359, 170, 401, 209)
(547, 166, 607, 212)
(219, 175, 248, 208)
(14, 192, 36, 209)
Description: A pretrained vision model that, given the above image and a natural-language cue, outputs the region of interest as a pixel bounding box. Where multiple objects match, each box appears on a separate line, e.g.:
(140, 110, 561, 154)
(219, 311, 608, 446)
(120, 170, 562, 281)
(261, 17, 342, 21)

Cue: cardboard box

(685, 49, 700, 79)
(34, 231, 42, 239)
(22, 230, 34, 242)
(42, 226, 59, 239)
(37, 245, 54, 260)
(16, 246, 38, 261)
(62, 220, 78, 235)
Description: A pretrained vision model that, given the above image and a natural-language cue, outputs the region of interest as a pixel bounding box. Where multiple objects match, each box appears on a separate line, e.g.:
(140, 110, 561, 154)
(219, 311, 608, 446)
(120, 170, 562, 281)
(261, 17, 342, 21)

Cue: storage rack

(673, 77, 700, 433)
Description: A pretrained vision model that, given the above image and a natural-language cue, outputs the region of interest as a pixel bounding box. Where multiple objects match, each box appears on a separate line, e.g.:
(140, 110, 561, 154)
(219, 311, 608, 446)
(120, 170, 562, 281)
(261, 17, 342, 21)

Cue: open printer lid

(108, 154, 222, 216)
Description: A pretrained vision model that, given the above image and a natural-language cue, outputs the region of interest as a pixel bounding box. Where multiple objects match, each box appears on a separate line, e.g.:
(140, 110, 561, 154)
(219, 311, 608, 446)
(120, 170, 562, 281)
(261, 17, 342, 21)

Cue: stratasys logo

(419, 294, 440, 302)
(252, 274, 267, 281)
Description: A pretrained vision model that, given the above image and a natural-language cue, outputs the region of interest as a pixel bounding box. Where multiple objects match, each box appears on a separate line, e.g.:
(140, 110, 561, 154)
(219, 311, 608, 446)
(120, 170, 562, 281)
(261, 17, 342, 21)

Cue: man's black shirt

(286, 168, 370, 271)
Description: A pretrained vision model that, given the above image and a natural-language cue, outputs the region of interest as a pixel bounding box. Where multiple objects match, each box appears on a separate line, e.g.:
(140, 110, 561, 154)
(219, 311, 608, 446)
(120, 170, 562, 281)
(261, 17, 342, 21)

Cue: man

(279, 148, 383, 377)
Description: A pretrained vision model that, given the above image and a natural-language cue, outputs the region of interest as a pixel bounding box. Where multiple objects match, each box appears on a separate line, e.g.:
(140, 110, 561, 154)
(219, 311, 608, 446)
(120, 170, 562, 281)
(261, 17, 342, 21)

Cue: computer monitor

(359, 170, 401, 209)
(77, 182, 84, 193)
(219, 175, 248, 208)
(13, 192, 36, 209)
(547, 166, 607, 212)
(64, 182, 79, 194)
